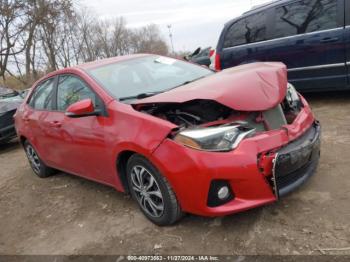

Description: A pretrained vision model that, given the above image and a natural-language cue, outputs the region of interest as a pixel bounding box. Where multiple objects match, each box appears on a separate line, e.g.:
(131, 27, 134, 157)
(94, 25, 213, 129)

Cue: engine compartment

(135, 100, 234, 128)
(133, 94, 302, 133)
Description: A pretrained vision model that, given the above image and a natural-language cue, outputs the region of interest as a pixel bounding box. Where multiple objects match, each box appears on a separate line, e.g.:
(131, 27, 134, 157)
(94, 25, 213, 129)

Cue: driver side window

(57, 75, 101, 111)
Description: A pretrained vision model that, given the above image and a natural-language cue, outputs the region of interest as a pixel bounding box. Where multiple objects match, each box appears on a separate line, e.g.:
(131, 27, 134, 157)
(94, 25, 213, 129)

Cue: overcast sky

(81, 0, 272, 52)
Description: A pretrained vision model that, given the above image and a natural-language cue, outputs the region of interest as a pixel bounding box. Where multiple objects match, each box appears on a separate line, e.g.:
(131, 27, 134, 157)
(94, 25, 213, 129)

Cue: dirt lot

(0, 92, 349, 255)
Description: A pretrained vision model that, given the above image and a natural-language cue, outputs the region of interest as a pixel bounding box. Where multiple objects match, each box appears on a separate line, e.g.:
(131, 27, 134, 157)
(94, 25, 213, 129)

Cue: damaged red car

(15, 54, 321, 225)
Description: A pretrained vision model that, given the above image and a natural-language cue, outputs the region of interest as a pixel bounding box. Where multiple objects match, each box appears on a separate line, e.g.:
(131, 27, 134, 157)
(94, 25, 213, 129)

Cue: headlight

(173, 125, 255, 152)
(286, 83, 300, 107)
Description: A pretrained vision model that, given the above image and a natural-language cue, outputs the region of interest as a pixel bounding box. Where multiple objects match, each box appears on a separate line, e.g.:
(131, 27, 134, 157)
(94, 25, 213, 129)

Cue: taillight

(209, 49, 215, 57)
(215, 52, 221, 71)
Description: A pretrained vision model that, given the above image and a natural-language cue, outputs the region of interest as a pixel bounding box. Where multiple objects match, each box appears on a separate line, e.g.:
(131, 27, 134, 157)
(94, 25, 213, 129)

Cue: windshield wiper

(119, 91, 163, 101)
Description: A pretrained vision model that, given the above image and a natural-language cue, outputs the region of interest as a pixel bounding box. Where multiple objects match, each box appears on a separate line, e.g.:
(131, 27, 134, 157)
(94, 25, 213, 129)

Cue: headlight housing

(173, 125, 255, 152)
(286, 83, 301, 108)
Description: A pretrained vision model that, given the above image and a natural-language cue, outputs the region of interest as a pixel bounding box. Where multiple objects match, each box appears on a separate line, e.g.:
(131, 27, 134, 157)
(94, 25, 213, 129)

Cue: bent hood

(133, 62, 287, 111)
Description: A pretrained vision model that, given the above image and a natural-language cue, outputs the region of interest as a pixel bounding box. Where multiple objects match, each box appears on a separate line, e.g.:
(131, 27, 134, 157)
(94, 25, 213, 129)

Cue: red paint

(134, 62, 287, 111)
(15, 54, 316, 217)
(66, 99, 95, 116)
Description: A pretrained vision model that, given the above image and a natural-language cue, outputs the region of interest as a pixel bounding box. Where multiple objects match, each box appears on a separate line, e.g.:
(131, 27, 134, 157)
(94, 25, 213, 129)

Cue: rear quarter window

(223, 12, 267, 48)
(273, 0, 338, 38)
(28, 78, 55, 110)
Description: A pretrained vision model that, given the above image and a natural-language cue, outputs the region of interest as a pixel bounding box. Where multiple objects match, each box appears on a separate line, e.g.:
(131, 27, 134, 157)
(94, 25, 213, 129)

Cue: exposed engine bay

(134, 84, 302, 132)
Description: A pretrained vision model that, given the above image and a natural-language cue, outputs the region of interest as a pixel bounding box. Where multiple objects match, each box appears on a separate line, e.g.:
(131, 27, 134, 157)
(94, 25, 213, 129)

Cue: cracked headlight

(286, 83, 301, 107)
(173, 125, 255, 152)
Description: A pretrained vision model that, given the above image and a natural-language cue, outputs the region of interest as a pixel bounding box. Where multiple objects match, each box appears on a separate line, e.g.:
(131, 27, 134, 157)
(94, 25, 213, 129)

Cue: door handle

(23, 117, 30, 122)
(50, 121, 62, 128)
(320, 37, 339, 43)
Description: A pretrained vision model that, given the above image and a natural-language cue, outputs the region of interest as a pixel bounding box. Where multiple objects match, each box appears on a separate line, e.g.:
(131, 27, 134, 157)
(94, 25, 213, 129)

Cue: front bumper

(273, 122, 320, 198)
(151, 104, 320, 216)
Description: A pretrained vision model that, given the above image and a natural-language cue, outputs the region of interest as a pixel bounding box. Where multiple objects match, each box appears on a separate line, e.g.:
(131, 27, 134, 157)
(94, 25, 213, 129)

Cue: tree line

(0, 0, 169, 89)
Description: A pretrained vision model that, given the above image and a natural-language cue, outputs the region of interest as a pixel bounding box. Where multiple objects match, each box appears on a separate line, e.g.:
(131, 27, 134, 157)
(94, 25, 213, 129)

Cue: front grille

(275, 160, 314, 189)
(273, 122, 321, 197)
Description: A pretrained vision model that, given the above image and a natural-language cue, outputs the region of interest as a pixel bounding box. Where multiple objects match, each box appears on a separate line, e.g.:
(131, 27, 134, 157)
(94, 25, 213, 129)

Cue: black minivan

(214, 0, 350, 91)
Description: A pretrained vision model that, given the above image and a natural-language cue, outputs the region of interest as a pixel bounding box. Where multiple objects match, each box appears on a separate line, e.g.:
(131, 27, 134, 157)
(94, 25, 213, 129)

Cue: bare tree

(131, 24, 169, 55)
(1, 0, 169, 88)
(0, 0, 27, 81)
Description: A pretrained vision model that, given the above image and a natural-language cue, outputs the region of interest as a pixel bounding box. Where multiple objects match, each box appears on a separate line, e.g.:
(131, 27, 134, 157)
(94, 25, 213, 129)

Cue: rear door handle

(50, 121, 62, 128)
(320, 37, 339, 43)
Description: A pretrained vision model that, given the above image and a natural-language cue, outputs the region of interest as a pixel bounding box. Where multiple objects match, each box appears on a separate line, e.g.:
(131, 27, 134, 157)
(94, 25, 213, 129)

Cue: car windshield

(87, 55, 214, 102)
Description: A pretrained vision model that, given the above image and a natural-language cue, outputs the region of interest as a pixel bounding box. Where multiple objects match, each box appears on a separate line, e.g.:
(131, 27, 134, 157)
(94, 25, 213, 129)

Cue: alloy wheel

(25, 145, 41, 174)
(130, 165, 164, 218)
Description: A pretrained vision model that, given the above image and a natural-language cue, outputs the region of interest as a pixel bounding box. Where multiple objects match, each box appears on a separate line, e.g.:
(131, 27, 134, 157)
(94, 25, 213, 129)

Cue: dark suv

(213, 0, 350, 91)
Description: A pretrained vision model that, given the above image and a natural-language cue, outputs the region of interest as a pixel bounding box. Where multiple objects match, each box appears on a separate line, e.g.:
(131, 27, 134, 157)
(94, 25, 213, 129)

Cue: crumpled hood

(133, 62, 287, 111)
(0, 101, 20, 114)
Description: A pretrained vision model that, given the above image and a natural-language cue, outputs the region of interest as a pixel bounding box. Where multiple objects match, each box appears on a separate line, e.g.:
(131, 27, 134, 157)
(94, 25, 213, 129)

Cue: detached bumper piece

(273, 122, 321, 198)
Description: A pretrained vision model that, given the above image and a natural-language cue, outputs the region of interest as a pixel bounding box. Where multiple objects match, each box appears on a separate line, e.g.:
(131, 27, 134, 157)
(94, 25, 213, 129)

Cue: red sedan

(15, 54, 320, 225)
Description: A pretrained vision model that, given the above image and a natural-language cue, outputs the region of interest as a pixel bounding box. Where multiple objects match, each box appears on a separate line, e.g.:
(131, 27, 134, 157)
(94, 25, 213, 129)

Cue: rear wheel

(24, 140, 56, 178)
(126, 154, 183, 226)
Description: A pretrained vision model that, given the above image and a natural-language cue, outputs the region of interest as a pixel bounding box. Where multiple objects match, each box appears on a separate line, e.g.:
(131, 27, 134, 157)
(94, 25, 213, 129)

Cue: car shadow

(0, 138, 21, 154)
(48, 170, 279, 228)
(50, 171, 275, 226)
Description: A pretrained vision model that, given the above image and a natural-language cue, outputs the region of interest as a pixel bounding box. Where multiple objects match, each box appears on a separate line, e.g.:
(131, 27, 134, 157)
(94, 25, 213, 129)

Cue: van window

(273, 0, 337, 38)
(223, 12, 267, 48)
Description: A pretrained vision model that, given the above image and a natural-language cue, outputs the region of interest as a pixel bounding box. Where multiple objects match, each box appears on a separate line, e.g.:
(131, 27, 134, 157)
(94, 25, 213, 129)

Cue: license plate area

(272, 122, 321, 198)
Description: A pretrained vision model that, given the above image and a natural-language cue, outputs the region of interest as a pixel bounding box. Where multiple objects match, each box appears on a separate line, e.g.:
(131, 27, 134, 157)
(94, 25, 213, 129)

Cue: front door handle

(320, 37, 339, 43)
(50, 121, 62, 128)
(23, 117, 30, 122)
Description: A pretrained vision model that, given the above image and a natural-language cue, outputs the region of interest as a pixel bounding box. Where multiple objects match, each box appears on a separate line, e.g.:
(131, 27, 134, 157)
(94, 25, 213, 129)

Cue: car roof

(75, 53, 151, 71)
(225, 0, 291, 26)
(0, 86, 16, 95)
(243, 0, 290, 15)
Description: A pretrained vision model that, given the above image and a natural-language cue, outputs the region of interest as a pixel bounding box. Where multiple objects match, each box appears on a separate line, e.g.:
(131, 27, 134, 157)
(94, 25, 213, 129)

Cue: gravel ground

(0, 92, 349, 255)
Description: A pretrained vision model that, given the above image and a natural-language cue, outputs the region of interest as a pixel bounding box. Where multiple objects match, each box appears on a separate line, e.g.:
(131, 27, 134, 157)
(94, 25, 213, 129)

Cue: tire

(126, 154, 183, 226)
(24, 140, 56, 178)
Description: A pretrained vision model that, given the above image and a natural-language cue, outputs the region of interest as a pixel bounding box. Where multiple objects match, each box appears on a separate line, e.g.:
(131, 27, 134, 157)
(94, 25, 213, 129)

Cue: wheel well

(19, 136, 27, 146)
(116, 150, 136, 193)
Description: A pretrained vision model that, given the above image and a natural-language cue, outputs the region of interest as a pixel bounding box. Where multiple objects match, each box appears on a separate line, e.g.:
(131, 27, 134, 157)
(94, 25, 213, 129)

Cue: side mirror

(65, 99, 100, 118)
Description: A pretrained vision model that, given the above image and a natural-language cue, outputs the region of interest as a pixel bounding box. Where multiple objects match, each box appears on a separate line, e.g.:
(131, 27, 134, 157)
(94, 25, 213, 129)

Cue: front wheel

(24, 140, 56, 178)
(126, 154, 183, 226)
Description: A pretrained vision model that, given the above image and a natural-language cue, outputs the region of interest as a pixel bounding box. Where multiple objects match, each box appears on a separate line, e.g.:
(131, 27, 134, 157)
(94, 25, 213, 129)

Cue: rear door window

(273, 0, 338, 38)
(223, 12, 267, 48)
(29, 78, 55, 110)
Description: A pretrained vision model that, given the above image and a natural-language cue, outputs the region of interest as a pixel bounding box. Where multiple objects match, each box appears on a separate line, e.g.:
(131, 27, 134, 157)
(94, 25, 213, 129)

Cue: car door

(267, 0, 346, 91)
(24, 77, 63, 165)
(52, 74, 113, 184)
(346, 0, 350, 84)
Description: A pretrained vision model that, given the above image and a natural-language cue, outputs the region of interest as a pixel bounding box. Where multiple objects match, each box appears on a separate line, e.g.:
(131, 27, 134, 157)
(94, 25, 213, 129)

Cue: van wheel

(24, 140, 56, 178)
(126, 154, 183, 226)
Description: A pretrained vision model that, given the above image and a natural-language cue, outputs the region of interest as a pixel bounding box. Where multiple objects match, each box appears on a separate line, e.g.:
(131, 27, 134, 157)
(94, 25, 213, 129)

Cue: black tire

(126, 154, 183, 226)
(24, 140, 56, 178)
